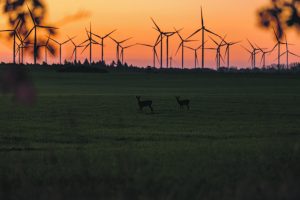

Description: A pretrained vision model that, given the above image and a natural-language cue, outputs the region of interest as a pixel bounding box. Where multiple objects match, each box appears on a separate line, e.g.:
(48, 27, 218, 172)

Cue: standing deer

(175, 96, 190, 110)
(136, 96, 154, 112)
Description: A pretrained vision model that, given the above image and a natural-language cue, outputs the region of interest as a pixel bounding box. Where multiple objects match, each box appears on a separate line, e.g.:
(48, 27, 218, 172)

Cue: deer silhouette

(136, 96, 154, 112)
(175, 96, 190, 110)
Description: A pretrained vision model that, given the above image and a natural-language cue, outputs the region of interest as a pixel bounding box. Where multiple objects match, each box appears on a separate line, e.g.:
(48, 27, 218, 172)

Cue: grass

(0, 69, 300, 200)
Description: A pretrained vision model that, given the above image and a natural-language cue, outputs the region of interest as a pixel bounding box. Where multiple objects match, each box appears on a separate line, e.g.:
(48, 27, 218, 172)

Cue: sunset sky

(0, 0, 299, 68)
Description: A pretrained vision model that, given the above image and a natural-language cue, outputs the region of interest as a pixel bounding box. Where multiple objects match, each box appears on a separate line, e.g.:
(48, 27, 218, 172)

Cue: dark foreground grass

(0, 69, 300, 200)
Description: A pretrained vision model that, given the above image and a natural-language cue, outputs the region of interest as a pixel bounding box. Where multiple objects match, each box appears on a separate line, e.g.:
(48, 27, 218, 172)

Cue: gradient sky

(0, 0, 299, 68)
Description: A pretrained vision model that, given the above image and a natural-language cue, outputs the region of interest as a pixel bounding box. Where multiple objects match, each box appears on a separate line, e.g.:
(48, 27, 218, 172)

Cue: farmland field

(0, 68, 300, 200)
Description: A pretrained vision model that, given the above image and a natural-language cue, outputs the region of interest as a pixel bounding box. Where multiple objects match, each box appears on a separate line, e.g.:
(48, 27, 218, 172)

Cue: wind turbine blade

(124, 44, 136, 49)
(81, 44, 90, 54)
(205, 28, 221, 38)
(289, 52, 300, 58)
(272, 27, 279, 42)
(155, 34, 162, 46)
(120, 37, 132, 44)
(24, 27, 34, 41)
(187, 28, 202, 40)
(104, 29, 117, 38)
(270, 43, 278, 52)
(14, 18, 22, 30)
(208, 35, 218, 46)
(67, 35, 76, 46)
(174, 28, 183, 41)
(79, 39, 89, 46)
(137, 43, 152, 48)
(62, 38, 72, 45)
(220, 53, 225, 64)
(175, 43, 183, 56)
(37, 25, 58, 30)
(150, 18, 161, 32)
(225, 46, 229, 56)
(185, 46, 194, 51)
(241, 45, 251, 53)
(26, 3, 36, 25)
(247, 39, 255, 49)
(49, 37, 60, 45)
(154, 49, 160, 63)
(197, 40, 207, 50)
(201, 6, 204, 27)
(109, 36, 118, 43)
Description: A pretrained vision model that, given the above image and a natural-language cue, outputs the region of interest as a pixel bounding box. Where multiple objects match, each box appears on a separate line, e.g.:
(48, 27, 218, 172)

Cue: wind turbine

(187, 6, 221, 69)
(151, 18, 176, 68)
(208, 35, 226, 69)
(185, 43, 206, 69)
(224, 40, 240, 68)
(256, 44, 271, 68)
(137, 37, 161, 68)
(49, 36, 73, 64)
(271, 27, 288, 69)
(247, 40, 261, 69)
(164, 31, 176, 68)
(120, 44, 136, 65)
(174, 28, 196, 69)
(89, 29, 117, 63)
(110, 36, 131, 63)
(25, 4, 58, 64)
(40, 34, 52, 64)
(80, 23, 98, 64)
(150, 18, 166, 68)
(278, 35, 299, 69)
(0, 18, 22, 64)
(69, 36, 84, 63)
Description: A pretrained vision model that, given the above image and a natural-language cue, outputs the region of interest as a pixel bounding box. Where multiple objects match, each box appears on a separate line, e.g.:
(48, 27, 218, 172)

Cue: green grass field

(1, 69, 300, 200)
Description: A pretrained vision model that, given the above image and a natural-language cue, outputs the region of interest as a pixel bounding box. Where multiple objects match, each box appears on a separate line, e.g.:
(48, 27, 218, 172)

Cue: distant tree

(0, 0, 57, 58)
(258, 0, 300, 38)
(110, 60, 116, 67)
(83, 58, 89, 66)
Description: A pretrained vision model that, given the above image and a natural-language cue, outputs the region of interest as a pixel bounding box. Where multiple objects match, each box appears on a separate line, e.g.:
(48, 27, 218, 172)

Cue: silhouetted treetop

(258, 0, 300, 39)
(0, 0, 57, 58)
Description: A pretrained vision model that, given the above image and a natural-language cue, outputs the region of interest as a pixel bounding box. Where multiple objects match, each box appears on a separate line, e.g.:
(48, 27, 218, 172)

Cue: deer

(175, 96, 190, 110)
(136, 96, 154, 112)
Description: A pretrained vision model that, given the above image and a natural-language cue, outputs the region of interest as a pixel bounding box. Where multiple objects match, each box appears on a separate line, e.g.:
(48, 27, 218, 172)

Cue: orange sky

(0, 0, 299, 68)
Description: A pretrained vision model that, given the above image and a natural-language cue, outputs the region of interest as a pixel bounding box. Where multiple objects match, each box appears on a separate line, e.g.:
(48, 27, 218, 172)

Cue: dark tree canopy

(258, 0, 300, 39)
(0, 0, 57, 58)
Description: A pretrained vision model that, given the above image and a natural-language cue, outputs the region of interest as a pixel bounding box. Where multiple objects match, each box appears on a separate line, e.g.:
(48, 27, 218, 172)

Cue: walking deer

(175, 96, 190, 110)
(136, 96, 154, 112)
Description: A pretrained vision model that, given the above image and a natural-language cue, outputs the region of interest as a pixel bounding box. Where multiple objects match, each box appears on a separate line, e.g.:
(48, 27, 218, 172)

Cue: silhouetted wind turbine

(175, 28, 196, 69)
(256, 44, 270, 68)
(209, 35, 226, 69)
(0, 18, 22, 64)
(247, 40, 261, 68)
(185, 42, 206, 69)
(164, 31, 176, 68)
(224, 40, 240, 68)
(187, 6, 221, 69)
(271, 27, 287, 69)
(151, 18, 176, 68)
(49, 36, 73, 64)
(80, 23, 98, 64)
(110, 36, 131, 63)
(120, 44, 136, 65)
(277, 35, 299, 68)
(69, 36, 84, 63)
(89, 29, 116, 63)
(41, 34, 52, 64)
(137, 37, 161, 68)
(25, 4, 58, 64)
